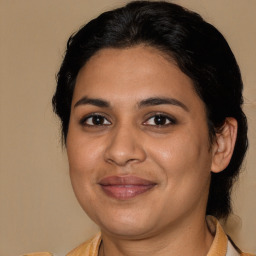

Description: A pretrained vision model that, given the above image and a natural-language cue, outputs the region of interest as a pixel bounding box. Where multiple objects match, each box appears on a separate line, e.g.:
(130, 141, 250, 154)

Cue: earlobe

(211, 117, 238, 173)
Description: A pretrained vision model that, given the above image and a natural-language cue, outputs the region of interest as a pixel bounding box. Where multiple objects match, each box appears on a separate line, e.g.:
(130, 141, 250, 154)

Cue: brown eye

(82, 114, 111, 126)
(154, 115, 168, 125)
(144, 114, 175, 126)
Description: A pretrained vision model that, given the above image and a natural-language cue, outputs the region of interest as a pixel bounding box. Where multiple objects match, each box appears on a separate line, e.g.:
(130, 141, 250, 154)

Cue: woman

(28, 1, 253, 255)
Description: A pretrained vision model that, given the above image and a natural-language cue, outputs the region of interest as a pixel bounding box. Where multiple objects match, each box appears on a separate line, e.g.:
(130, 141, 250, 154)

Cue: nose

(104, 124, 147, 166)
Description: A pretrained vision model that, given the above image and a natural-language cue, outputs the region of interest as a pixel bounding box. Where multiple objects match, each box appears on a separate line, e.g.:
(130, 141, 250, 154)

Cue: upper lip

(99, 175, 156, 186)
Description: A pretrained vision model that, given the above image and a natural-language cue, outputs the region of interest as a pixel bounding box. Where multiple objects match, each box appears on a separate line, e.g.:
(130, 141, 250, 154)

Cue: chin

(101, 222, 154, 239)
(92, 207, 159, 238)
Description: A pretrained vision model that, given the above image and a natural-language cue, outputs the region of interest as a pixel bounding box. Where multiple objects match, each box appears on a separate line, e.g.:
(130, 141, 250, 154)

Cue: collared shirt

(24, 217, 255, 256)
(206, 216, 242, 256)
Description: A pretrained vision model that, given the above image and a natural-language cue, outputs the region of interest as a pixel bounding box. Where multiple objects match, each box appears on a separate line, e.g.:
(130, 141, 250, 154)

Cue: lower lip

(100, 184, 155, 200)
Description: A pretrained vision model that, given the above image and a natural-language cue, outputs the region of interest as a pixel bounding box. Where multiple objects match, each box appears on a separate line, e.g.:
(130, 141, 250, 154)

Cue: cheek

(66, 134, 103, 215)
(67, 128, 103, 174)
(66, 131, 105, 205)
(148, 128, 212, 182)
(67, 145, 98, 174)
(149, 132, 211, 210)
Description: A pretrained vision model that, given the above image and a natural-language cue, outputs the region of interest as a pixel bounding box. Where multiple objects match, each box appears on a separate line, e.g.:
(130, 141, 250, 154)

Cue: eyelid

(79, 112, 177, 127)
(79, 113, 112, 126)
(143, 113, 177, 126)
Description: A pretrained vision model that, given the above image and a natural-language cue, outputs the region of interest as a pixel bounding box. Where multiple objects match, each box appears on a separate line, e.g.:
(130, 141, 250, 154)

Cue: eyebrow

(74, 97, 110, 108)
(74, 96, 189, 112)
(138, 97, 189, 112)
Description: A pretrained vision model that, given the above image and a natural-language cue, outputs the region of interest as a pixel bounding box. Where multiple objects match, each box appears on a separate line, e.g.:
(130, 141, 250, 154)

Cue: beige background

(0, 0, 255, 255)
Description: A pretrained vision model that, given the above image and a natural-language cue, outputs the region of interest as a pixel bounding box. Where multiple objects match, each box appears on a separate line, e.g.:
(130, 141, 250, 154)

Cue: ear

(211, 117, 238, 173)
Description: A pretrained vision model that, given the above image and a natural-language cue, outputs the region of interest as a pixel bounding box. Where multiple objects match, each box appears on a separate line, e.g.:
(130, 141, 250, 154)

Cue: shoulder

(22, 233, 101, 256)
(206, 216, 255, 256)
(227, 241, 255, 256)
(22, 253, 53, 256)
(66, 233, 102, 256)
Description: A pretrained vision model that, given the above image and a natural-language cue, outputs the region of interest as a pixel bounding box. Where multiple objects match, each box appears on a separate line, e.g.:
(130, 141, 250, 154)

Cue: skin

(66, 45, 237, 256)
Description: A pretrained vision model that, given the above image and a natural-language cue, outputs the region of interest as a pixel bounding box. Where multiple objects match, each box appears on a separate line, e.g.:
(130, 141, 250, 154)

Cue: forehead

(73, 45, 203, 112)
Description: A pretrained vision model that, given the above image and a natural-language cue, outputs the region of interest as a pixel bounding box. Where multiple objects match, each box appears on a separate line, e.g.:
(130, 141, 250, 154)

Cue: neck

(100, 214, 214, 256)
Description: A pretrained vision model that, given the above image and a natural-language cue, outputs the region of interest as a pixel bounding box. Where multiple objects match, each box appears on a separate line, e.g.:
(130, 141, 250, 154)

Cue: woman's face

(67, 45, 215, 239)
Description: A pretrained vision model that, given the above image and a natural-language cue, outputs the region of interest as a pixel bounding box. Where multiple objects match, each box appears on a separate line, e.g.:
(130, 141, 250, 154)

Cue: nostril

(104, 134, 146, 166)
(105, 157, 139, 166)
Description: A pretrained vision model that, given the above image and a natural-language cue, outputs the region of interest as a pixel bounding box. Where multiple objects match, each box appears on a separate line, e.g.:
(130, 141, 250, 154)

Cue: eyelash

(80, 113, 111, 127)
(143, 114, 176, 126)
(79, 113, 176, 127)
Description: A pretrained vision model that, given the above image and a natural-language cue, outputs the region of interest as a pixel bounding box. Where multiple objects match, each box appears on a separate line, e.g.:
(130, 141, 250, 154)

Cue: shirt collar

(67, 216, 241, 256)
(206, 215, 240, 256)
